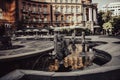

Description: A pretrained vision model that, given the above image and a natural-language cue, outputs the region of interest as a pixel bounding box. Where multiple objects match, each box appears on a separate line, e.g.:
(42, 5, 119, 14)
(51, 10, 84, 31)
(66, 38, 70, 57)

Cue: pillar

(89, 7, 92, 21)
(93, 8, 97, 24)
(83, 7, 87, 21)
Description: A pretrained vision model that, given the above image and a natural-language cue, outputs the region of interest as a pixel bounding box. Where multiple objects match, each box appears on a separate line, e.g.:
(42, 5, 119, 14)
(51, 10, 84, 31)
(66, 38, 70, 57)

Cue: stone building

(101, 2, 120, 16)
(0, 0, 98, 32)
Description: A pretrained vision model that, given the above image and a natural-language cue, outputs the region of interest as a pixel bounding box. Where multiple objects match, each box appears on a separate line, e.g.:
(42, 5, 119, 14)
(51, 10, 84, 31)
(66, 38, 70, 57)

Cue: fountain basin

(1, 66, 120, 80)
(0, 40, 113, 78)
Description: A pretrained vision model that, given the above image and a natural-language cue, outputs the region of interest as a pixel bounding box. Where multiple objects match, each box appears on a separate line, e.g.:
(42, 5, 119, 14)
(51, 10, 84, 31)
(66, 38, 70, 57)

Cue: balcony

(37, 11, 42, 14)
(76, 12, 83, 15)
(43, 21, 50, 23)
(65, 12, 73, 15)
(54, 21, 61, 23)
(65, 20, 71, 23)
(31, 11, 39, 14)
(76, 21, 82, 24)
(22, 9, 28, 13)
(43, 12, 49, 15)
(54, 11, 61, 15)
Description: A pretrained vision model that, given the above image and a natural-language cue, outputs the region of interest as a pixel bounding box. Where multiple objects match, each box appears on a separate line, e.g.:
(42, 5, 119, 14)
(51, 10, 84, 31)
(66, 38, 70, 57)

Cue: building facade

(101, 2, 120, 16)
(16, 0, 51, 28)
(0, 0, 16, 24)
(0, 0, 98, 32)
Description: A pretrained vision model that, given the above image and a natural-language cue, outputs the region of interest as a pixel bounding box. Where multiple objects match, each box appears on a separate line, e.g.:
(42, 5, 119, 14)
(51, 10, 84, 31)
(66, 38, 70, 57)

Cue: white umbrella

(33, 29, 40, 35)
(16, 30, 23, 33)
(41, 29, 49, 32)
(33, 29, 40, 32)
(25, 29, 31, 32)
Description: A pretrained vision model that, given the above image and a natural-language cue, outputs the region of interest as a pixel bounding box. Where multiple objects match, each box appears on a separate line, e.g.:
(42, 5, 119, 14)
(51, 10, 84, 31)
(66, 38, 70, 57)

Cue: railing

(43, 12, 49, 15)
(65, 12, 73, 15)
(54, 11, 61, 15)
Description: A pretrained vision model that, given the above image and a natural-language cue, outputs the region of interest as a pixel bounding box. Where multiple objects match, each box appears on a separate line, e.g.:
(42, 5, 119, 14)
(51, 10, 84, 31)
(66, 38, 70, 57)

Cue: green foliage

(98, 10, 119, 35)
(102, 11, 112, 22)
(103, 21, 113, 31)
(112, 16, 120, 34)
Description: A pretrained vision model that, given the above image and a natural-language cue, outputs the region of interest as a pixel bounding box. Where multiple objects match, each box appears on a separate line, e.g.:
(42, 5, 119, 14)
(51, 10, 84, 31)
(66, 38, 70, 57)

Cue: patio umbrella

(33, 29, 40, 35)
(25, 29, 32, 35)
(16, 30, 23, 33)
(41, 29, 49, 32)
(33, 29, 39, 32)
(25, 29, 31, 32)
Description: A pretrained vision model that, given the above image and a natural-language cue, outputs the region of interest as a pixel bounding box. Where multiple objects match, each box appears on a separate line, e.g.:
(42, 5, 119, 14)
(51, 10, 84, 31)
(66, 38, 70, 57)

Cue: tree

(103, 21, 113, 35)
(102, 11, 112, 22)
(102, 11, 113, 35)
(97, 11, 105, 31)
(112, 16, 120, 35)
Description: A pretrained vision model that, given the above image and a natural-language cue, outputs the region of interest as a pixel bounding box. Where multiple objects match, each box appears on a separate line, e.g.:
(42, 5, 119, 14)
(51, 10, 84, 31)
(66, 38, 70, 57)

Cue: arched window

(0, 8, 3, 19)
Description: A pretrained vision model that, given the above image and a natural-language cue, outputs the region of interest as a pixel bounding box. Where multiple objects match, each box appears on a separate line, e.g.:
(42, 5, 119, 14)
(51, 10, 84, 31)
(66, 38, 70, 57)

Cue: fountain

(0, 24, 12, 50)
(0, 24, 24, 50)
(44, 31, 96, 72)
(1, 30, 117, 80)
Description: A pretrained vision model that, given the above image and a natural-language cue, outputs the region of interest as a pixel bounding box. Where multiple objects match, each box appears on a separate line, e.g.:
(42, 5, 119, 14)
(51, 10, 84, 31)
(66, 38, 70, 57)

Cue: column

(83, 7, 87, 21)
(89, 7, 92, 21)
(93, 9, 97, 23)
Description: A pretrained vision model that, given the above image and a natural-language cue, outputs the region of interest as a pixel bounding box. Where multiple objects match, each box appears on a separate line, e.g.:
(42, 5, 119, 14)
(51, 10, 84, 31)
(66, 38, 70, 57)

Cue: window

(66, 6, 68, 13)
(55, 0, 57, 3)
(43, 7, 47, 12)
(0, 9, 3, 19)
(71, 0, 73, 3)
(28, 5, 31, 12)
(55, 6, 58, 12)
(76, 6, 79, 13)
(61, 15, 64, 21)
(38, 5, 42, 12)
(33, 5, 36, 12)
(55, 15, 58, 21)
(76, 0, 78, 3)
(61, 6, 63, 12)
(66, 0, 68, 3)
(60, 0, 62, 3)
(44, 17, 47, 21)
(71, 6, 74, 13)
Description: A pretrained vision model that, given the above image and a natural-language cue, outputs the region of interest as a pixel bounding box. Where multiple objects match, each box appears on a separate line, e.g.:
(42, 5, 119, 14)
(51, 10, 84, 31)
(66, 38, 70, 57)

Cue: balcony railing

(76, 12, 82, 15)
(43, 12, 49, 15)
(22, 9, 28, 13)
(43, 21, 50, 23)
(65, 20, 71, 23)
(54, 21, 60, 23)
(65, 12, 73, 15)
(54, 11, 61, 15)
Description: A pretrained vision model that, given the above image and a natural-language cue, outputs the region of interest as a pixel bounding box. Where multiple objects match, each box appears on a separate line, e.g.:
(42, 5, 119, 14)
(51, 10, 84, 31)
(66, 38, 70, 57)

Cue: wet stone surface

(0, 40, 53, 56)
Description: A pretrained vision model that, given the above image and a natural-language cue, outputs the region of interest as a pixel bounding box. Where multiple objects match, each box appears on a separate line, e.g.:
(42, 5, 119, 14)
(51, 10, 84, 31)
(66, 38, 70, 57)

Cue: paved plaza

(0, 35, 120, 80)
(0, 35, 120, 66)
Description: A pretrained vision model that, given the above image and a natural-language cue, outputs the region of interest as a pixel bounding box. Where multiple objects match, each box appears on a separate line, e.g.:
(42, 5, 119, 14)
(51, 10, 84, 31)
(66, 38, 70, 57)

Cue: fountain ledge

(1, 65, 120, 80)
(0, 46, 54, 61)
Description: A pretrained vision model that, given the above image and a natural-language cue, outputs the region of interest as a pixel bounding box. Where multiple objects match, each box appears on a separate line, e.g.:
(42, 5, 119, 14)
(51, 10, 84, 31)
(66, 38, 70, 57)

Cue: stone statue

(0, 24, 12, 50)
(56, 35, 69, 61)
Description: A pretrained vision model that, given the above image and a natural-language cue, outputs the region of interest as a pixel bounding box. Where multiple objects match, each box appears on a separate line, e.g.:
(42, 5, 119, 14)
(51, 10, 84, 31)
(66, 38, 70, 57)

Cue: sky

(92, 0, 120, 10)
